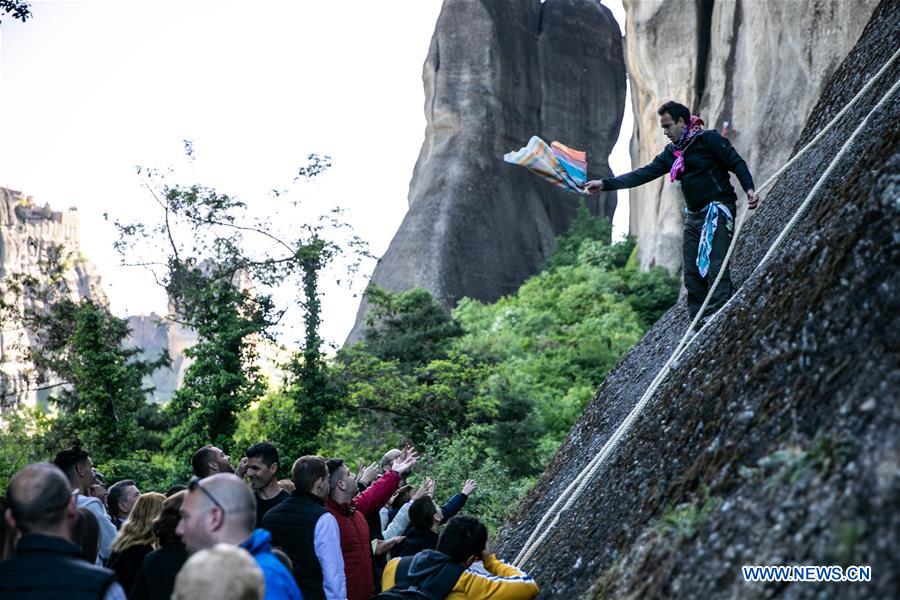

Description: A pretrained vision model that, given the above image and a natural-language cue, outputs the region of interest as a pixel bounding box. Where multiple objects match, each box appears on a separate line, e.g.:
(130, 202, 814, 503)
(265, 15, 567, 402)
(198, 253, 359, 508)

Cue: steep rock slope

(0, 188, 106, 408)
(625, 0, 878, 272)
(348, 0, 625, 342)
(496, 2, 899, 597)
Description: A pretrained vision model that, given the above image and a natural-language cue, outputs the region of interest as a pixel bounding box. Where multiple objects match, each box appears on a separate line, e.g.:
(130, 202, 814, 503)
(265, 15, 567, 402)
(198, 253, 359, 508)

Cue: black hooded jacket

(391, 550, 465, 598)
(601, 129, 755, 211)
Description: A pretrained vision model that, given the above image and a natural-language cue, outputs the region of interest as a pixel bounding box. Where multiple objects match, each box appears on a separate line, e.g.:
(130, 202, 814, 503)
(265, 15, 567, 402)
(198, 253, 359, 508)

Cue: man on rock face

(586, 100, 758, 326)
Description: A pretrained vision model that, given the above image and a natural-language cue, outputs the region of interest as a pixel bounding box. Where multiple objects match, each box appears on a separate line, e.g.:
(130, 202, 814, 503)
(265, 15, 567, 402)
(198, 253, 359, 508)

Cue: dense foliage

(0, 198, 678, 531)
(243, 205, 679, 527)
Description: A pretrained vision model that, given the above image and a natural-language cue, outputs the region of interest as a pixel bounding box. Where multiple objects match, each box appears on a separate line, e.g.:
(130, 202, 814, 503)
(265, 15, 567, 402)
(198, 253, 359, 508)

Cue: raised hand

(392, 448, 418, 474)
(359, 462, 379, 485)
(413, 478, 432, 501)
(462, 479, 478, 496)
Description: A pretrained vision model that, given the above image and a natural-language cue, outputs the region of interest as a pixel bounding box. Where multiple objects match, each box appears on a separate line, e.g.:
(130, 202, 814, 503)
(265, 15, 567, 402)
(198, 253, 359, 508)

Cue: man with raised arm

(326, 448, 418, 600)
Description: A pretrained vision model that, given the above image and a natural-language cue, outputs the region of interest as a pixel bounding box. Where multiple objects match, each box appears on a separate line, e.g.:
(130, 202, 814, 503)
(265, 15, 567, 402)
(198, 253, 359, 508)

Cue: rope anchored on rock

(513, 45, 900, 569)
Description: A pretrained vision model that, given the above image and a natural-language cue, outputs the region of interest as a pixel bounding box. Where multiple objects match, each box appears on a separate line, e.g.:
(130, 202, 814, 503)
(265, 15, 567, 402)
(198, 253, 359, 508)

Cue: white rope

(513, 46, 900, 568)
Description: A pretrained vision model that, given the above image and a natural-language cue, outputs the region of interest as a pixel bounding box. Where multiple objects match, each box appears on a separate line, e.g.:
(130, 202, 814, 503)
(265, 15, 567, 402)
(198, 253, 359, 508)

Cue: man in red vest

(325, 449, 418, 600)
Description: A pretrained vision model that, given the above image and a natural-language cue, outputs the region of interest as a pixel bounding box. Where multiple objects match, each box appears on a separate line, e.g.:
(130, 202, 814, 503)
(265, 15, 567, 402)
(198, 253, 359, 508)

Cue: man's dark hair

(391, 486, 413, 511)
(437, 515, 488, 564)
(291, 456, 328, 494)
(191, 445, 216, 478)
(325, 459, 345, 491)
(657, 100, 691, 125)
(245, 442, 279, 468)
(7, 463, 73, 534)
(409, 496, 437, 531)
(107, 479, 135, 520)
(71, 507, 100, 563)
(52, 447, 90, 482)
(165, 484, 188, 497)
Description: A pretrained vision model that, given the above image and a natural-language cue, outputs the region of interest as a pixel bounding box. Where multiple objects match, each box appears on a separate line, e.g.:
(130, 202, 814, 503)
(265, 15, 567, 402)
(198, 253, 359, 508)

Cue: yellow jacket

(382, 553, 539, 600)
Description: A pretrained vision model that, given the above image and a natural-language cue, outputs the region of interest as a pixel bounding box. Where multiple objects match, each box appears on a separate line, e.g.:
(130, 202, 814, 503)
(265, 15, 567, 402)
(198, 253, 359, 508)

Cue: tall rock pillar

(348, 0, 625, 342)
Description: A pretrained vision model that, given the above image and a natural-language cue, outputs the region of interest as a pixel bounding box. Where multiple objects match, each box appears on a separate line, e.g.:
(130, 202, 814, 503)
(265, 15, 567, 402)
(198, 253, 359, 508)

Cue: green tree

(279, 236, 343, 460)
(545, 201, 613, 269)
(115, 149, 367, 463)
(0, 0, 31, 25)
(162, 260, 272, 459)
(0, 246, 166, 462)
(0, 404, 55, 492)
(362, 286, 463, 369)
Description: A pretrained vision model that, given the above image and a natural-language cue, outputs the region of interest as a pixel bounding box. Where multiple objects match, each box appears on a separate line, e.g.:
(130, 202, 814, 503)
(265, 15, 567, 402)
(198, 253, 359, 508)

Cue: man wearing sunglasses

(175, 473, 301, 600)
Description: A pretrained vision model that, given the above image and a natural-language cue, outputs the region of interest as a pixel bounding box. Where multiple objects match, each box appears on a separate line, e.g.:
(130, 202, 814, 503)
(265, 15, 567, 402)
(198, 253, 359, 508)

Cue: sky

(0, 0, 631, 349)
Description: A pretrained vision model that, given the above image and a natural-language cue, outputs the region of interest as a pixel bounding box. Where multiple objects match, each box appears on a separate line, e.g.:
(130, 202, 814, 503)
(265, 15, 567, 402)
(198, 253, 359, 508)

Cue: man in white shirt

(53, 447, 118, 565)
(262, 455, 347, 600)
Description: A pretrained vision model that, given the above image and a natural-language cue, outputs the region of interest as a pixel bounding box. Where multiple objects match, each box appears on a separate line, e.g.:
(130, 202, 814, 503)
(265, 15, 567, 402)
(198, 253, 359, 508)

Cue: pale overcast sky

(0, 0, 630, 348)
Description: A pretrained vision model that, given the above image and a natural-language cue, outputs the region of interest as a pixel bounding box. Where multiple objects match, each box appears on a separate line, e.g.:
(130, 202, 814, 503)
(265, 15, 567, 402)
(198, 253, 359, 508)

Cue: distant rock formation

(625, 0, 879, 272)
(348, 0, 626, 343)
(496, 2, 899, 595)
(125, 313, 196, 404)
(125, 266, 286, 404)
(0, 187, 106, 408)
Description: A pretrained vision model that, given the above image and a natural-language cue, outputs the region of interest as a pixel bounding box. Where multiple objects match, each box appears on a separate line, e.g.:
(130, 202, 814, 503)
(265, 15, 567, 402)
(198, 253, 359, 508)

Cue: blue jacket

(242, 528, 303, 600)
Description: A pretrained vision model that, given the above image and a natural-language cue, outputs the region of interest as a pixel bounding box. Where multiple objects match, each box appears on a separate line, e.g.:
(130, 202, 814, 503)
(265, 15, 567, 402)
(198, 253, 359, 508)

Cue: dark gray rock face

(348, 0, 625, 342)
(495, 2, 899, 596)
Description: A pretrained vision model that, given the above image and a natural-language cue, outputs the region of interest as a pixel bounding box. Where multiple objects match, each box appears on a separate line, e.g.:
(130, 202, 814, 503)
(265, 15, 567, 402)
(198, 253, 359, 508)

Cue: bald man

(0, 463, 124, 600)
(175, 473, 301, 600)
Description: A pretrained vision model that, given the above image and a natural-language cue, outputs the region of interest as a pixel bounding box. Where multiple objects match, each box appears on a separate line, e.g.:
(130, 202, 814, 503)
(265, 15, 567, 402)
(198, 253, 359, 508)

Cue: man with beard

(191, 445, 235, 479)
(243, 442, 289, 526)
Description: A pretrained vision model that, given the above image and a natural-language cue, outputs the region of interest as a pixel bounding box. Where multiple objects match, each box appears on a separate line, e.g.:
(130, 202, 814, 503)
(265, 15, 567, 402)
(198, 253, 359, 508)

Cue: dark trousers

(682, 203, 735, 319)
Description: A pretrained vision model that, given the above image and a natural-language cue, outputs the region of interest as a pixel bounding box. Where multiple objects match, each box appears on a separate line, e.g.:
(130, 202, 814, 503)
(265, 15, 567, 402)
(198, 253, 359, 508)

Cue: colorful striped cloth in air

(504, 136, 589, 195)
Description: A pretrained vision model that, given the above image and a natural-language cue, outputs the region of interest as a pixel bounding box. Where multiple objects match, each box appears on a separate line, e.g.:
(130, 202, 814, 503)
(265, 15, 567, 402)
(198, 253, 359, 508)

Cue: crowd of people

(0, 442, 539, 600)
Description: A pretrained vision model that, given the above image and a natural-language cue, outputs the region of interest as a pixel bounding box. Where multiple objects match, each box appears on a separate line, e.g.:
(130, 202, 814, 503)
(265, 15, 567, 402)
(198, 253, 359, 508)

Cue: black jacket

(108, 543, 153, 595)
(393, 527, 439, 558)
(601, 129, 755, 211)
(128, 544, 187, 600)
(261, 490, 328, 600)
(0, 534, 118, 600)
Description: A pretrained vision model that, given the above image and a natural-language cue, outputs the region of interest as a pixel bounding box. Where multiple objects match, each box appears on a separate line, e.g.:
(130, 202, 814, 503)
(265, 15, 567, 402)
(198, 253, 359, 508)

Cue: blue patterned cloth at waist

(695, 202, 733, 277)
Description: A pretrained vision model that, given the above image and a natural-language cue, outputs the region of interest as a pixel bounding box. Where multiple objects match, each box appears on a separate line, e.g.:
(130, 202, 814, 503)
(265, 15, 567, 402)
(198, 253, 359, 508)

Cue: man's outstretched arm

(586, 149, 672, 193)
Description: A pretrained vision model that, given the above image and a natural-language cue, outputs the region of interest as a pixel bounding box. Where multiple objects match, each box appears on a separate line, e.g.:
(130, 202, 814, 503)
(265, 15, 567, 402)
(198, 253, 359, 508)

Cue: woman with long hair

(108, 491, 165, 594)
(130, 490, 189, 600)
